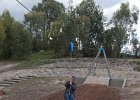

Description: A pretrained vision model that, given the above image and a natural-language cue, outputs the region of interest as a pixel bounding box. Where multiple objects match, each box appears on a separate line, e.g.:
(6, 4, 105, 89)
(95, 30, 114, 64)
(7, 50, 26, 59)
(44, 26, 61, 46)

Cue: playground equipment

(84, 47, 111, 85)
(68, 41, 126, 87)
(84, 47, 126, 87)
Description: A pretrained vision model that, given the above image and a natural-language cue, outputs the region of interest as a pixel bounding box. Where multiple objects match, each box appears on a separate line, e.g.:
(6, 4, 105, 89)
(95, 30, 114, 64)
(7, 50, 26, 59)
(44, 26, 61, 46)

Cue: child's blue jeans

(64, 93, 74, 100)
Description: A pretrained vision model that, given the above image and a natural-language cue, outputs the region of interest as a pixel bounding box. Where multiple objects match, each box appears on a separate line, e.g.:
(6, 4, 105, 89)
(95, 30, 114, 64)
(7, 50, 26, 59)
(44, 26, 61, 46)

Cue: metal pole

(103, 50, 111, 79)
(92, 49, 101, 75)
(90, 47, 111, 79)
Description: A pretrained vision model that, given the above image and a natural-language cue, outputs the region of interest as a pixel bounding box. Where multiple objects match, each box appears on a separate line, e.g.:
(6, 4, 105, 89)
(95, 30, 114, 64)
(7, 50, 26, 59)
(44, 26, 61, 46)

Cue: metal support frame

(90, 47, 111, 79)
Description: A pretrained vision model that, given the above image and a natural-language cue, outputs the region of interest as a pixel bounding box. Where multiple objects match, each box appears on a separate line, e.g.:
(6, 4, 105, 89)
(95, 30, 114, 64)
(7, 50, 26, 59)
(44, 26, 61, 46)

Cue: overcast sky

(0, 0, 140, 38)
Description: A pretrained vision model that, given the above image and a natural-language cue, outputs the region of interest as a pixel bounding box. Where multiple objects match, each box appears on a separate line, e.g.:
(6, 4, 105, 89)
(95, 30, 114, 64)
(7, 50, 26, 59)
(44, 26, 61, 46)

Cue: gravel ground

(0, 63, 19, 73)
(1, 77, 66, 100)
(0, 91, 5, 96)
(0, 58, 140, 100)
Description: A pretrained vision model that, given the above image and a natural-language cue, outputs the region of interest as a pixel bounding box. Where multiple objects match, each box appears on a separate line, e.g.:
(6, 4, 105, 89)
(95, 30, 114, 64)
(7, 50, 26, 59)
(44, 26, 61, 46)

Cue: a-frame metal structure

(90, 47, 111, 79)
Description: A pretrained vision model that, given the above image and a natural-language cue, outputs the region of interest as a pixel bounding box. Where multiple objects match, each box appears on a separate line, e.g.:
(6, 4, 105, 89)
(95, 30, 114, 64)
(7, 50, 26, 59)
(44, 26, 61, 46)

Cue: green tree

(2, 10, 14, 59)
(1, 10, 31, 59)
(49, 0, 76, 56)
(0, 19, 5, 41)
(49, 18, 65, 55)
(0, 18, 5, 57)
(10, 22, 31, 59)
(75, 0, 104, 56)
(103, 28, 115, 57)
(131, 31, 139, 57)
(107, 2, 139, 57)
(24, 0, 65, 51)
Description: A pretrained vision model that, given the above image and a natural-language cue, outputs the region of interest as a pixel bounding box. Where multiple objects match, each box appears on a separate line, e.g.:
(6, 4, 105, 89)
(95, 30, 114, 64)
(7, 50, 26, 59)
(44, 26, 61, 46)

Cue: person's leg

(69, 94, 74, 100)
(64, 93, 70, 100)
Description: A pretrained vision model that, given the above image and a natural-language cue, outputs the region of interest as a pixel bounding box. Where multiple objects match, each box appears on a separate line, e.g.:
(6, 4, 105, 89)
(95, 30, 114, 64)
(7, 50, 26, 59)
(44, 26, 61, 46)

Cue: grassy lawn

(14, 51, 56, 70)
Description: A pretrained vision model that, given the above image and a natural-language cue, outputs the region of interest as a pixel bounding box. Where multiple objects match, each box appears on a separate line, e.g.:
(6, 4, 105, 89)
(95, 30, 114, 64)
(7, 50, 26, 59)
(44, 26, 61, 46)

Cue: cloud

(103, 4, 121, 19)
(0, 0, 81, 21)
(0, 0, 41, 21)
(128, 0, 140, 7)
(55, 0, 82, 7)
(95, 0, 127, 9)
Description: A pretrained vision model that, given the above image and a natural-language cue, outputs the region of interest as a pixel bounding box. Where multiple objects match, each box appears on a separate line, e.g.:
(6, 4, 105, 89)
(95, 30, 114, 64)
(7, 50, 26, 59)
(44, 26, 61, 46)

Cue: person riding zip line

(64, 76, 77, 100)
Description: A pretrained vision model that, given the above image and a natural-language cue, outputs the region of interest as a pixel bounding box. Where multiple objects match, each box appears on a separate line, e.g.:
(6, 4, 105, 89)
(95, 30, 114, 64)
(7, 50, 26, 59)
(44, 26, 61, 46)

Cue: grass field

(14, 51, 56, 70)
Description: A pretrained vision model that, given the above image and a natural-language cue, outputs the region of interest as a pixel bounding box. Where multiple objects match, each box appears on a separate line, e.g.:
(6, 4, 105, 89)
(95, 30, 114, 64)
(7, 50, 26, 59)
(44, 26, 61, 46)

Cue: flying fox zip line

(16, 0, 34, 15)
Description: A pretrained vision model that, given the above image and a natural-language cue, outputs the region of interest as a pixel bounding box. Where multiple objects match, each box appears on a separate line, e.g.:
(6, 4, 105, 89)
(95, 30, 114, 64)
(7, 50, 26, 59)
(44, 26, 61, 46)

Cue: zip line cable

(16, 0, 34, 15)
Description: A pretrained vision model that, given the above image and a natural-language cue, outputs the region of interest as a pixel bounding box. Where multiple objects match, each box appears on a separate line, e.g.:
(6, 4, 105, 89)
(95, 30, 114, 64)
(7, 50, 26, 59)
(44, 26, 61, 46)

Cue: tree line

(0, 0, 139, 60)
